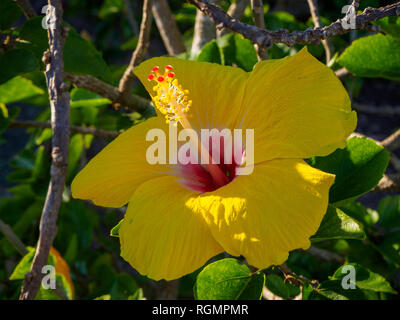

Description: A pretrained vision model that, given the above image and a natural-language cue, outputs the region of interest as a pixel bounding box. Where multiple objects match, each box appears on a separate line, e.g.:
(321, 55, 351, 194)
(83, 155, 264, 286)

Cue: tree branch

(307, 0, 333, 63)
(381, 128, 400, 152)
(250, 0, 268, 60)
(306, 245, 345, 264)
(187, 0, 400, 47)
(152, 0, 186, 56)
(13, 0, 37, 19)
(218, 0, 250, 37)
(191, 0, 220, 56)
(373, 173, 400, 192)
(10, 120, 119, 139)
(65, 73, 153, 114)
(0, 219, 28, 256)
(19, 0, 70, 300)
(353, 103, 400, 117)
(119, 0, 153, 104)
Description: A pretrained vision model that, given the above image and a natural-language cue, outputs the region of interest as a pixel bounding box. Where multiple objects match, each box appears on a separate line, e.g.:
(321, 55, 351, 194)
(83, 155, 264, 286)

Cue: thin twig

(353, 104, 400, 117)
(218, 0, 250, 37)
(381, 128, 400, 151)
(306, 0, 333, 63)
(19, 0, 70, 300)
(191, 0, 220, 56)
(124, 0, 139, 36)
(13, 0, 37, 19)
(10, 120, 119, 139)
(155, 280, 181, 300)
(306, 246, 345, 264)
(250, 0, 268, 60)
(335, 67, 350, 79)
(119, 0, 153, 104)
(373, 173, 400, 192)
(65, 73, 153, 114)
(152, 0, 186, 56)
(0, 219, 28, 256)
(187, 0, 400, 47)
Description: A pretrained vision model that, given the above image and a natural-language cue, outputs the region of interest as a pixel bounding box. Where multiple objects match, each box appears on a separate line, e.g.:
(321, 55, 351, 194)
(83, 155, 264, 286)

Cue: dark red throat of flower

(177, 135, 243, 193)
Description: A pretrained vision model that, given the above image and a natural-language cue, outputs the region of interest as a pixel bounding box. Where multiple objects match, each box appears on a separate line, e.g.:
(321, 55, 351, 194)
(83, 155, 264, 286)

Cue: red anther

(157, 76, 165, 82)
(167, 72, 175, 78)
(152, 66, 160, 72)
(165, 65, 173, 70)
(147, 74, 155, 81)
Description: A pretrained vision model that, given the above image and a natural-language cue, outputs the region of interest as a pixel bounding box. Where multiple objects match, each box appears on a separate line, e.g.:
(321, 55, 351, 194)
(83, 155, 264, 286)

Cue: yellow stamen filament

(148, 65, 229, 187)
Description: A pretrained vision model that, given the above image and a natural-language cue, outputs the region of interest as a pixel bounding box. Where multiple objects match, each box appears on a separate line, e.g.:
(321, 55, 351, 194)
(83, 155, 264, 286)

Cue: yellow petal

(71, 117, 168, 208)
(193, 159, 335, 269)
(241, 47, 357, 163)
(119, 176, 223, 281)
(134, 57, 248, 131)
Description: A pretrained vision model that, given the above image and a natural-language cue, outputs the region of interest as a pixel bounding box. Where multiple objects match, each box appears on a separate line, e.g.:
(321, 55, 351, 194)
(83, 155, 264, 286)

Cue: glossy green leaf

(64, 28, 113, 83)
(337, 34, 400, 80)
(110, 273, 139, 300)
(18, 17, 48, 60)
(331, 264, 396, 294)
(70, 88, 111, 108)
(0, 0, 21, 30)
(375, 16, 400, 38)
(196, 40, 222, 64)
(378, 195, 400, 229)
(309, 137, 390, 203)
(0, 49, 38, 84)
(110, 219, 123, 237)
(217, 34, 258, 71)
(265, 274, 289, 299)
(0, 76, 44, 104)
(195, 258, 265, 300)
(311, 205, 365, 242)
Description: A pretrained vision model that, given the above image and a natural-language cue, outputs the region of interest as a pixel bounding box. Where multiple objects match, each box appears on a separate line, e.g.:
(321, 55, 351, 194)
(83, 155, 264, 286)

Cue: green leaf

(196, 40, 222, 64)
(338, 201, 379, 227)
(337, 34, 400, 80)
(99, 0, 125, 19)
(0, 76, 44, 104)
(309, 137, 390, 203)
(375, 230, 400, 267)
(375, 16, 400, 38)
(110, 219, 123, 237)
(331, 264, 397, 294)
(194, 258, 265, 300)
(315, 280, 379, 300)
(64, 27, 113, 83)
(67, 134, 85, 180)
(9, 247, 36, 280)
(378, 195, 400, 229)
(0, 49, 38, 84)
(217, 34, 258, 71)
(110, 273, 140, 300)
(265, 274, 290, 299)
(311, 205, 365, 242)
(18, 17, 49, 60)
(70, 88, 111, 108)
(10, 247, 56, 280)
(0, 106, 19, 137)
(0, 0, 21, 30)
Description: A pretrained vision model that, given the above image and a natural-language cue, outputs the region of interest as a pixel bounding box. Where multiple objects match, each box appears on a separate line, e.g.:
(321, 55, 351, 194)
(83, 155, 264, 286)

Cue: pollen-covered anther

(148, 65, 191, 126)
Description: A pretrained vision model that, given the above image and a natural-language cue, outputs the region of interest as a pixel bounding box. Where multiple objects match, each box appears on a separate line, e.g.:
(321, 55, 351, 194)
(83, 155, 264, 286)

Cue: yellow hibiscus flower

(71, 47, 357, 281)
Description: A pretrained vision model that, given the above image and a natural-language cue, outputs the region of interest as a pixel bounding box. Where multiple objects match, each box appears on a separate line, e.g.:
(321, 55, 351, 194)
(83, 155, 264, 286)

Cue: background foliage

(0, 0, 399, 300)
